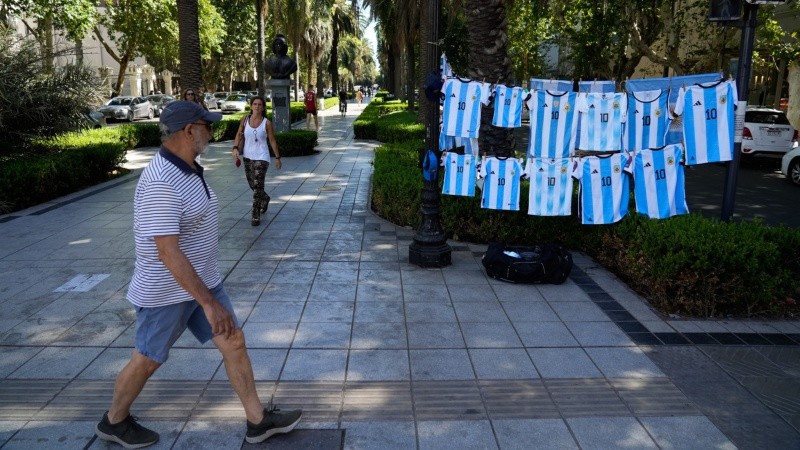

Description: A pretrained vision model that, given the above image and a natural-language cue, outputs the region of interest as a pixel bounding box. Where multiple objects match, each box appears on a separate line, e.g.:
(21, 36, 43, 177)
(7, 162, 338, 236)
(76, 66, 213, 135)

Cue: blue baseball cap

(160, 101, 222, 133)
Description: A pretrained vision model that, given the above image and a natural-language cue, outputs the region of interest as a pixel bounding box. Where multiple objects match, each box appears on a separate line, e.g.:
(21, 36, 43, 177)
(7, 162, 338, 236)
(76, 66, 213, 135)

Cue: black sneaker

(260, 195, 270, 214)
(245, 401, 302, 444)
(96, 412, 159, 449)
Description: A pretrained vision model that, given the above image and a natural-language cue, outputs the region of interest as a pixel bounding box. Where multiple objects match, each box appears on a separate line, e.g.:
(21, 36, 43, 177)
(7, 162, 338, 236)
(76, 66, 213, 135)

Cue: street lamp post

(409, 0, 451, 268)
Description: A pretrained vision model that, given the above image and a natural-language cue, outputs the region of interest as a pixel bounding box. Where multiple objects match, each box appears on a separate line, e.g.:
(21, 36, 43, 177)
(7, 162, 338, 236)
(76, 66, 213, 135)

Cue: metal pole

(721, 2, 758, 221)
(409, 0, 451, 267)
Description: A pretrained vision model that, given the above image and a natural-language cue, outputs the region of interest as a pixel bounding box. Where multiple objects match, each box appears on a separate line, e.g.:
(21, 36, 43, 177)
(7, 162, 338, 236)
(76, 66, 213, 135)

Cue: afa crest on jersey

(612, 102, 620, 109)
(667, 156, 675, 165)
(613, 165, 621, 173)
(563, 103, 570, 112)
(719, 96, 726, 105)
(655, 108, 662, 117)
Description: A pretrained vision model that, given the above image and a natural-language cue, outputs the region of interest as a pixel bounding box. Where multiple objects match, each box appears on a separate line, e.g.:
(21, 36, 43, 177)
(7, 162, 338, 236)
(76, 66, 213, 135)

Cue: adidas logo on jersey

(693, 101, 702, 106)
(644, 162, 652, 167)
(592, 169, 599, 174)
(450, 93, 456, 98)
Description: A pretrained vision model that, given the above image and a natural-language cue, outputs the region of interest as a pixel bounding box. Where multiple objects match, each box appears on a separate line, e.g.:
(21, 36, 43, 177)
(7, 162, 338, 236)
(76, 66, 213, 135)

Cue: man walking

(304, 85, 319, 131)
(95, 101, 302, 449)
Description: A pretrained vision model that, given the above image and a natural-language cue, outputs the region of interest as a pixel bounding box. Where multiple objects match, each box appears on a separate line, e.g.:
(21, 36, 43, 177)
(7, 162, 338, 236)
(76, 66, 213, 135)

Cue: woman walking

(231, 96, 282, 226)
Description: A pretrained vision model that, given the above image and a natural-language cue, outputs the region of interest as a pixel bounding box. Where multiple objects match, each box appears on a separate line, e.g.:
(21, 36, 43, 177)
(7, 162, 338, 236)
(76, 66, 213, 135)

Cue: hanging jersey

(442, 153, 478, 197)
(525, 157, 574, 216)
(673, 79, 737, 165)
(439, 133, 479, 157)
(479, 157, 523, 211)
(577, 92, 627, 151)
(530, 78, 573, 92)
(527, 90, 579, 158)
(491, 85, 525, 128)
(628, 144, 689, 219)
(573, 153, 631, 225)
(578, 80, 616, 93)
(625, 89, 671, 152)
(441, 53, 454, 80)
(442, 78, 491, 138)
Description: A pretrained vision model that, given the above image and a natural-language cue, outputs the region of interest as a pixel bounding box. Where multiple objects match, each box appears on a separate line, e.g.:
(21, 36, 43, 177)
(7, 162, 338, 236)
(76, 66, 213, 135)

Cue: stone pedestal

(141, 64, 155, 95)
(268, 78, 292, 132)
(161, 70, 173, 95)
(125, 64, 142, 96)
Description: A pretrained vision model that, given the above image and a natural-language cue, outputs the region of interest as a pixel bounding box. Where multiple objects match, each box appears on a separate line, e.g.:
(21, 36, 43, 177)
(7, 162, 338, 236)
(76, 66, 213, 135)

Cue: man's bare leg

(213, 328, 264, 423)
(107, 350, 161, 423)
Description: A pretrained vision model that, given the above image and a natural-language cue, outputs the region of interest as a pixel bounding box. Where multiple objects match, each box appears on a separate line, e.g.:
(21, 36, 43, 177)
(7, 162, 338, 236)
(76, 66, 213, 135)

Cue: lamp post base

(409, 241, 451, 268)
(408, 183, 451, 268)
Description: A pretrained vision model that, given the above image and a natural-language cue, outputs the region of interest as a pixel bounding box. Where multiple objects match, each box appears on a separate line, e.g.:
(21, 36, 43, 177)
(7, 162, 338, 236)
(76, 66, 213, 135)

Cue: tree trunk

(787, 62, 799, 131)
(417, 0, 432, 124)
(42, 14, 54, 73)
(329, 25, 340, 91)
(256, 0, 267, 95)
(177, 0, 204, 92)
(386, 44, 396, 95)
(465, 0, 513, 157)
(405, 39, 415, 113)
(114, 52, 132, 95)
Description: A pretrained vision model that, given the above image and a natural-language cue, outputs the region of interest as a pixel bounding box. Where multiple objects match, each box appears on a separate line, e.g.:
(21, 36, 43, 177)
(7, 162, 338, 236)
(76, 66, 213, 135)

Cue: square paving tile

(516, 321, 580, 347)
(567, 416, 657, 449)
(9, 347, 103, 379)
(341, 421, 415, 450)
(493, 284, 545, 302)
(293, 322, 351, 348)
(585, 347, 665, 378)
(410, 349, 475, 380)
(550, 302, 610, 322)
(241, 322, 297, 348)
(460, 322, 522, 348)
(452, 302, 509, 322)
(350, 322, 407, 349)
(416, 420, 498, 449)
(528, 348, 602, 378)
(407, 323, 465, 349)
(353, 302, 405, 323)
(0, 346, 43, 378)
(566, 321, 635, 347)
(446, 284, 498, 302)
(502, 301, 560, 322)
(2, 420, 99, 449)
(493, 418, 578, 449)
(347, 349, 410, 381)
(171, 420, 242, 450)
(214, 349, 287, 381)
(469, 348, 538, 379)
(402, 284, 451, 303)
(301, 302, 354, 323)
(639, 416, 735, 450)
(356, 284, 403, 302)
(405, 302, 457, 323)
(308, 282, 357, 302)
(281, 349, 348, 381)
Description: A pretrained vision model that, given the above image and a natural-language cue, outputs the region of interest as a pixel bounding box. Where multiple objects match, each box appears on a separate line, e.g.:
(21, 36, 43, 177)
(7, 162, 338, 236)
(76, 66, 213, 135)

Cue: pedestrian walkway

(1, 100, 798, 449)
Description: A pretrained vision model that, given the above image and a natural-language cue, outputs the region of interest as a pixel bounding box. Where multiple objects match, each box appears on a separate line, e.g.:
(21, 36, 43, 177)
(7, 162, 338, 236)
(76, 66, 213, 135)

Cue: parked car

(220, 94, 248, 114)
(203, 93, 217, 109)
(97, 96, 154, 122)
(780, 141, 800, 186)
(81, 108, 106, 129)
(741, 107, 798, 157)
(145, 94, 175, 116)
(213, 92, 230, 109)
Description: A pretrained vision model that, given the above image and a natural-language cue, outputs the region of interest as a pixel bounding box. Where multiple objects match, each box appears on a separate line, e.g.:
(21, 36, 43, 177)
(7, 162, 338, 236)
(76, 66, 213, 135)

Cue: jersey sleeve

(480, 82, 493, 105)
(571, 158, 583, 180)
(525, 92, 535, 111)
(673, 87, 686, 117)
(577, 93, 588, 113)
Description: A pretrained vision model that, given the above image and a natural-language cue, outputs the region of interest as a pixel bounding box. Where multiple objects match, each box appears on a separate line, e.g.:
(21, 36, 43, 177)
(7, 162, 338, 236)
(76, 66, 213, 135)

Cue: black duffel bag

(481, 242, 573, 284)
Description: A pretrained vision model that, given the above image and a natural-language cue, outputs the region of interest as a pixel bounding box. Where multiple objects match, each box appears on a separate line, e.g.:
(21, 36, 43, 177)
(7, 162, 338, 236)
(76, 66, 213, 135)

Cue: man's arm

(154, 235, 235, 338)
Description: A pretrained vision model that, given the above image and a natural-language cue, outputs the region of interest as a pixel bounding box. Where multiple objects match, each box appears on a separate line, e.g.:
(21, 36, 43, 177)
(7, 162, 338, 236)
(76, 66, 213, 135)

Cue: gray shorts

(134, 284, 238, 364)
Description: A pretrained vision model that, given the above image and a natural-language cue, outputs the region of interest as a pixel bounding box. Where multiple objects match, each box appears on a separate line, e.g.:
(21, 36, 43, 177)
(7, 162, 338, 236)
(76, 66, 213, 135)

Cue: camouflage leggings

(243, 158, 270, 220)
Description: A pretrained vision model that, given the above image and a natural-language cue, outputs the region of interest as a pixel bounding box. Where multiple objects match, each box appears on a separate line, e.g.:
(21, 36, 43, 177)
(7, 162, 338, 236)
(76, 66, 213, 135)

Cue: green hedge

(371, 141, 800, 319)
(353, 98, 424, 142)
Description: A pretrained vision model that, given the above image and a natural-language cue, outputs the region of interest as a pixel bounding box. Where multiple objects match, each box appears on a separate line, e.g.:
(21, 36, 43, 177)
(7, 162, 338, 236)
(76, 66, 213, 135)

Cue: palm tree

(465, 0, 513, 156)
(284, 0, 310, 100)
(300, 15, 333, 90)
(177, 0, 204, 92)
(327, 0, 360, 92)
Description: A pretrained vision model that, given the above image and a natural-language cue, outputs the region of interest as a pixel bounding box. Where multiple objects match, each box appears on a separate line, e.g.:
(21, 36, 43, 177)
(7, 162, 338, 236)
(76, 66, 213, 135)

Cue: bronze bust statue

(265, 34, 297, 80)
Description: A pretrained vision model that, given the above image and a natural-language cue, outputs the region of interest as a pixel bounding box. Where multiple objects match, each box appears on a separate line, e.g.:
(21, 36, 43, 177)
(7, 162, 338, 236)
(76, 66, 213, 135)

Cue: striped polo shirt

(127, 147, 221, 307)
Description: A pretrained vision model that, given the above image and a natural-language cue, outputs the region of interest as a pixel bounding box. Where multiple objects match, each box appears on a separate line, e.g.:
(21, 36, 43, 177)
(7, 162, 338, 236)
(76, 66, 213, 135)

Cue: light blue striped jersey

(491, 85, 525, 128)
(625, 89, 671, 152)
(673, 79, 737, 165)
(525, 157, 574, 216)
(629, 145, 689, 219)
(530, 78, 573, 92)
(479, 157, 523, 211)
(577, 92, 627, 151)
(573, 153, 631, 225)
(442, 153, 477, 197)
(439, 132, 479, 158)
(527, 90, 579, 158)
(442, 78, 491, 138)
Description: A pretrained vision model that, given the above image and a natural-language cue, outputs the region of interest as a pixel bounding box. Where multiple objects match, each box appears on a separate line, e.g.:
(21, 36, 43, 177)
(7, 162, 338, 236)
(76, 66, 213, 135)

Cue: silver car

(145, 94, 175, 117)
(98, 96, 155, 122)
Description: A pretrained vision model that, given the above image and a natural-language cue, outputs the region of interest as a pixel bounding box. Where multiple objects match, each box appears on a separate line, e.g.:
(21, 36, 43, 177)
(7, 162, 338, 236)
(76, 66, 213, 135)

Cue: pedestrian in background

(232, 96, 282, 226)
(304, 85, 319, 131)
(95, 101, 301, 449)
(183, 88, 208, 110)
(355, 89, 363, 104)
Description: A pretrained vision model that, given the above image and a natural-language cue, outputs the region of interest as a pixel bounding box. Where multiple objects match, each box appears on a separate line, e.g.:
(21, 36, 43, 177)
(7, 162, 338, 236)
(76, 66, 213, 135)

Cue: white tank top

(242, 115, 271, 162)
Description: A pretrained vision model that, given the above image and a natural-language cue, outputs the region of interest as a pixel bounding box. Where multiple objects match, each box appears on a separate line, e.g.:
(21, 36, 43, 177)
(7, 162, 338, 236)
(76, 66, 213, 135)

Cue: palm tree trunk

(329, 25, 340, 91)
(177, 0, 204, 92)
(405, 40, 415, 113)
(256, 0, 267, 95)
(466, 0, 513, 157)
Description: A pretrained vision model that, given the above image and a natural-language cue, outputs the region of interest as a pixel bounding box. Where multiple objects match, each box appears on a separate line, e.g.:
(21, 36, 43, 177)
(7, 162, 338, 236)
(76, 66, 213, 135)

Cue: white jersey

(442, 153, 477, 197)
(479, 157, 523, 211)
(525, 157, 574, 216)
(439, 132, 479, 157)
(527, 90, 579, 158)
(530, 78, 573, 92)
(442, 78, 491, 138)
(573, 153, 631, 225)
(673, 79, 737, 165)
(628, 145, 689, 219)
(625, 89, 671, 152)
(440, 53, 454, 80)
(577, 92, 627, 151)
(492, 85, 525, 128)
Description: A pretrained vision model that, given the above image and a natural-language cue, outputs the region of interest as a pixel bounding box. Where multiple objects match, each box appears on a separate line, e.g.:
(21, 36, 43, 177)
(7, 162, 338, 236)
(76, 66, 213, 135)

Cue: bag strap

(234, 114, 250, 149)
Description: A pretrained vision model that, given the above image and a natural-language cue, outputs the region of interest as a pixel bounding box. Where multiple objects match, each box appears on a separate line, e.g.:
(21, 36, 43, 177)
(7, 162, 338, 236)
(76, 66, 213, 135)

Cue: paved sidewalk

(1, 100, 799, 449)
